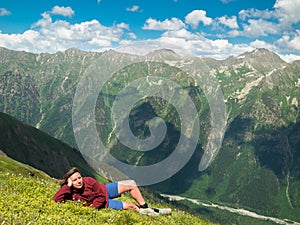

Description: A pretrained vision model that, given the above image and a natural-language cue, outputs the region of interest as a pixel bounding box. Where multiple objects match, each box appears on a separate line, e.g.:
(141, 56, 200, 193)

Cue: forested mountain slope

(1, 47, 299, 223)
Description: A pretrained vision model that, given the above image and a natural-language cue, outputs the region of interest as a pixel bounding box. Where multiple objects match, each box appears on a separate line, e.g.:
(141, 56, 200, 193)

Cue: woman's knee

(119, 180, 137, 187)
(118, 180, 137, 192)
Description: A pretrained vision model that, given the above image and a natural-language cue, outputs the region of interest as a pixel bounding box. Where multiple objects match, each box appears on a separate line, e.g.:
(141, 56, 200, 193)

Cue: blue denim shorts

(106, 182, 123, 210)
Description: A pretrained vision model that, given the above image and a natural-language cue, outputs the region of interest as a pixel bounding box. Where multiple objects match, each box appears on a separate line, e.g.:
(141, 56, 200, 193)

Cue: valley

(162, 194, 300, 225)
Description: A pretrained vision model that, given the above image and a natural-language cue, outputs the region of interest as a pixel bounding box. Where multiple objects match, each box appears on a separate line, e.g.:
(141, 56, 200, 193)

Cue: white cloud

(158, 28, 253, 59)
(127, 32, 137, 39)
(0, 7, 255, 61)
(0, 8, 11, 16)
(185, 10, 213, 29)
(217, 15, 239, 29)
(117, 28, 253, 59)
(249, 39, 277, 51)
(143, 18, 185, 31)
(0, 30, 51, 52)
(277, 30, 300, 51)
(227, 29, 240, 37)
(238, 0, 300, 30)
(126, 5, 140, 12)
(88, 38, 111, 47)
(279, 53, 300, 62)
(0, 12, 127, 53)
(239, 8, 275, 21)
(162, 29, 200, 40)
(33, 12, 52, 28)
(274, 0, 300, 24)
(240, 19, 278, 37)
(250, 37, 300, 62)
(227, 0, 300, 57)
(1, 1, 299, 61)
(220, 0, 234, 3)
(117, 22, 129, 30)
(50, 6, 74, 18)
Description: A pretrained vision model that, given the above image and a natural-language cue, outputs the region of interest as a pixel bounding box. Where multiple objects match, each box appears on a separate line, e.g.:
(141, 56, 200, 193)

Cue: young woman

(53, 167, 171, 215)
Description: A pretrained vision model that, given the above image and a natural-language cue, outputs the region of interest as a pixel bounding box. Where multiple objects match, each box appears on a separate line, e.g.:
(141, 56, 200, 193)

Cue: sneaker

(139, 208, 159, 216)
(155, 208, 172, 215)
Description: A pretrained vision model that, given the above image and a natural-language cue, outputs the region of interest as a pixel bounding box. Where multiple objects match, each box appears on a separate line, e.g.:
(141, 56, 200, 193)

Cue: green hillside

(0, 111, 104, 181)
(0, 153, 216, 225)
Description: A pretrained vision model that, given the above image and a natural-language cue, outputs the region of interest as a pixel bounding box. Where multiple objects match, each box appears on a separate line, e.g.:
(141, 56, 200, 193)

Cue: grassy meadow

(0, 154, 217, 225)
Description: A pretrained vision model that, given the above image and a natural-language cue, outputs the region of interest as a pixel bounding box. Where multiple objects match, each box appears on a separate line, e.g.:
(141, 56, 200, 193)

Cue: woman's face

(69, 172, 83, 189)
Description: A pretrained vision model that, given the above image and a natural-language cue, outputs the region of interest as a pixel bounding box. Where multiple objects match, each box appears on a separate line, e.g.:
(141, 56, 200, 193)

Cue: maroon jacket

(53, 177, 108, 209)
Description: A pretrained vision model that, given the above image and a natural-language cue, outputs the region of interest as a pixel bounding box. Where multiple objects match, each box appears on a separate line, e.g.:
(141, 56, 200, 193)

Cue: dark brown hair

(58, 167, 81, 186)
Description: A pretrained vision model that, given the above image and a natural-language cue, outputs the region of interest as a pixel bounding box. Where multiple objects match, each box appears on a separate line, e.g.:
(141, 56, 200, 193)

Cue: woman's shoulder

(83, 176, 97, 183)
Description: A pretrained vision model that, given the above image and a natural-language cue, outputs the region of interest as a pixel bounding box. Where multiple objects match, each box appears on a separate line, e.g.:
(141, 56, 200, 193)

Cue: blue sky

(0, 0, 300, 61)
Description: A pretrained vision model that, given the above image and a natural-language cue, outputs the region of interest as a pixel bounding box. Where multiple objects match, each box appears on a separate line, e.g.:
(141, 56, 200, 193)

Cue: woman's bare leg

(118, 180, 146, 206)
(122, 202, 140, 211)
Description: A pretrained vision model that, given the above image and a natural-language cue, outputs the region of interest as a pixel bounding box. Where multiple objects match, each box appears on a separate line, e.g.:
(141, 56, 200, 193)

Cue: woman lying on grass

(53, 167, 171, 215)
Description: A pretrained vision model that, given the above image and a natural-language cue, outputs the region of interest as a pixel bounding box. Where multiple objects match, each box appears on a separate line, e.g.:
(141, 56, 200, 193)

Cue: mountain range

(0, 46, 299, 223)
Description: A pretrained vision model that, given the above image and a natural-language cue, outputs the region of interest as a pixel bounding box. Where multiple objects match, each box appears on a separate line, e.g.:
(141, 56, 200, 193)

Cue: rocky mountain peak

(145, 48, 181, 61)
(221, 48, 287, 74)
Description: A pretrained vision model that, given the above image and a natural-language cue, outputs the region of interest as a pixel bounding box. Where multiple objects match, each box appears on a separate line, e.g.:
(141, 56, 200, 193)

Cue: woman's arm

(87, 177, 108, 208)
(53, 184, 72, 202)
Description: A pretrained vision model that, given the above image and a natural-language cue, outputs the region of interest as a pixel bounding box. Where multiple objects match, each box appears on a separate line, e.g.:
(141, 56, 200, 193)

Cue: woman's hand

(67, 178, 73, 187)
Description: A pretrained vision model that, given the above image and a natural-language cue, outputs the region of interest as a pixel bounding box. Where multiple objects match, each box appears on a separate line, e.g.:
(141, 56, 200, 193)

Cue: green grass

(0, 154, 217, 225)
